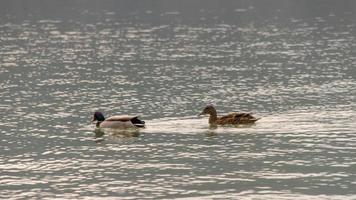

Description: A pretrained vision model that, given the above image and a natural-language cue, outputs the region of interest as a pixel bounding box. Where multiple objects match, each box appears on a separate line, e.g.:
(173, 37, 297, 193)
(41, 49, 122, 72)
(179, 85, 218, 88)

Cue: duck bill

(198, 112, 205, 116)
(91, 117, 97, 124)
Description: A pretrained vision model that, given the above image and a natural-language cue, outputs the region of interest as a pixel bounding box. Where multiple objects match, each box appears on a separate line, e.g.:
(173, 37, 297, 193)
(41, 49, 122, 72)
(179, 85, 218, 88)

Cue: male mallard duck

(91, 112, 145, 128)
(199, 105, 259, 125)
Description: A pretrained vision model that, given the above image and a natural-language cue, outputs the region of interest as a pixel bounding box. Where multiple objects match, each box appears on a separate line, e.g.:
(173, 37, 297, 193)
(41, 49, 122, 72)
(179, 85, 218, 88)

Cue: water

(1, 0, 356, 199)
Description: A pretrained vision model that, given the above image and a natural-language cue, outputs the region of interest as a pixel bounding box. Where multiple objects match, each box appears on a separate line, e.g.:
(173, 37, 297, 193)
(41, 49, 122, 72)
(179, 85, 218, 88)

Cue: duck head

(199, 105, 219, 125)
(92, 112, 105, 123)
(199, 105, 217, 116)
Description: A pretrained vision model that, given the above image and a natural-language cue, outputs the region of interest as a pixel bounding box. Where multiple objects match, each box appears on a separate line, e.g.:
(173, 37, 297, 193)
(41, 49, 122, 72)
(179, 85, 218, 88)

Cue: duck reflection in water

(93, 128, 140, 142)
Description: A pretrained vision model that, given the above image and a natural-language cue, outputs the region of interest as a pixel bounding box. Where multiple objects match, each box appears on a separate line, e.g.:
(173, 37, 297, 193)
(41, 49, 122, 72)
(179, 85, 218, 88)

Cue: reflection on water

(1, 0, 356, 199)
(94, 127, 140, 140)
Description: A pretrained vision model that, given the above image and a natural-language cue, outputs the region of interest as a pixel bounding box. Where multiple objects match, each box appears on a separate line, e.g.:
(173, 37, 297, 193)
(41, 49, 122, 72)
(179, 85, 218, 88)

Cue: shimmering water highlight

(1, 0, 356, 199)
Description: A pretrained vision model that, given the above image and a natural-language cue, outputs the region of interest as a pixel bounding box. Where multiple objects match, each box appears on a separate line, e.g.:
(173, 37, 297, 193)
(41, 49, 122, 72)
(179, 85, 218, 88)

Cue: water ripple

(1, 3, 356, 199)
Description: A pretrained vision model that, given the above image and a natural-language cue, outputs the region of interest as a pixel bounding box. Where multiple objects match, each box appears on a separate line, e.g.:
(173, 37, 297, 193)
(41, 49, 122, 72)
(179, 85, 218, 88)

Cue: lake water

(1, 0, 356, 199)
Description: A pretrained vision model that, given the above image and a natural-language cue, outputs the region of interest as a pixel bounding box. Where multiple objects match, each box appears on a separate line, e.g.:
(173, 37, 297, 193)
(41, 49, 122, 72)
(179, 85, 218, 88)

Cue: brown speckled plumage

(199, 105, 259, 125)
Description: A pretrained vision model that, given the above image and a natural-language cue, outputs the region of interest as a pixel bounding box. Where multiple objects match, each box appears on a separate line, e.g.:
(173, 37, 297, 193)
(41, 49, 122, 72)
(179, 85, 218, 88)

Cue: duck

(199, 105, 260, 126)
(91, 112, 145, 128)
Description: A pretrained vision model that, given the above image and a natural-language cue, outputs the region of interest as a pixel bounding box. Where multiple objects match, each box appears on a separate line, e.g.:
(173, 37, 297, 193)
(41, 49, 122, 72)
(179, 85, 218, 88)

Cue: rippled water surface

(1, 0, 356, 199)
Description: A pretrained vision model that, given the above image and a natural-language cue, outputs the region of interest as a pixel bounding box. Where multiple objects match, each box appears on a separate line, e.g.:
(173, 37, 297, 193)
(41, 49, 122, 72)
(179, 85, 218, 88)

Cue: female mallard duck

(91, 112, 145, 128)
(199, 105, 259, 125)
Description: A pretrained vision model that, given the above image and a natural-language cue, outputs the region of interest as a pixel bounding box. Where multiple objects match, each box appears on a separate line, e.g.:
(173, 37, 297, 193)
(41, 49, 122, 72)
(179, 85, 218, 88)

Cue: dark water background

(1, 0, 356, 199)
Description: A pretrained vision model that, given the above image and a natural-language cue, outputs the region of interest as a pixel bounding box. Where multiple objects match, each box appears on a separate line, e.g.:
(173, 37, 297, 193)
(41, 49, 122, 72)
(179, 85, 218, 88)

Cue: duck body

(200, 105, 259, 126)
(92, 112, 145, 129)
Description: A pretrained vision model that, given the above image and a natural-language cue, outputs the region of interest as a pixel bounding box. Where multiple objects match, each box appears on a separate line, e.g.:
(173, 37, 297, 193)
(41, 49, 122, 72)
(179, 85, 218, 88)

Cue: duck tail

(131, 117, 145, 128)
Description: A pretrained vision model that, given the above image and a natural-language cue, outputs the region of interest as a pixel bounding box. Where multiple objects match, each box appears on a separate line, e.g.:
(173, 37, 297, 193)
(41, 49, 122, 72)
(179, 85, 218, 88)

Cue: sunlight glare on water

(1, 0, 356, 199)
